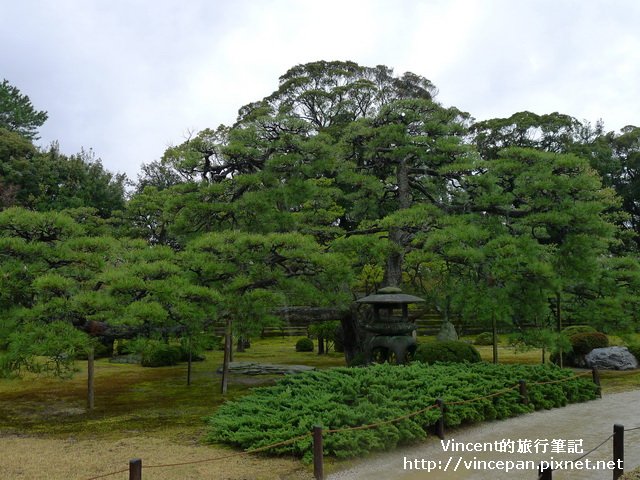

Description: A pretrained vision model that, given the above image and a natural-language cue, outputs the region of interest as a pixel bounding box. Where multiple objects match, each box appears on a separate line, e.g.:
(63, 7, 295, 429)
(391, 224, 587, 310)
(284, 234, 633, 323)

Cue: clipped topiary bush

(295, 337, 314, 352)
(414, 341, 481, 364)
(141, 343, 183, 367)
(562, 325, 597, 336)
(570, 332, 609, 355)
(552, 331, 610, 367)
(474, 332, 495, 345)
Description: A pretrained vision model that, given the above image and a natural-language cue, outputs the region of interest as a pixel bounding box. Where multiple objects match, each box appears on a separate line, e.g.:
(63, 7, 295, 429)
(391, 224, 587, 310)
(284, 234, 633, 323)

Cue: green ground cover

(206, 362, 598, 460)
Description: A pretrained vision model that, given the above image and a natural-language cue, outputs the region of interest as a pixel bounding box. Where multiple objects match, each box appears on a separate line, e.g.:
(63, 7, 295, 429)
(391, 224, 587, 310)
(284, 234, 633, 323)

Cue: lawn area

(0, 337, 345, 439)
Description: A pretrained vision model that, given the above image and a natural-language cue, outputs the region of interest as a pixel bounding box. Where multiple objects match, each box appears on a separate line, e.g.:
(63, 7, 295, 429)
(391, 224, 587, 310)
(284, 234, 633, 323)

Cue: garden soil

(330, 389, 640, 480)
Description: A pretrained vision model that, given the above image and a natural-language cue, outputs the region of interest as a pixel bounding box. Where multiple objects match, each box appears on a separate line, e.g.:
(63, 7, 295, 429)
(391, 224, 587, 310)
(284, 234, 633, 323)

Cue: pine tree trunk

(341, 306, 362, 365)
(221, 318, 232, 394)
(87, 347, 95, 410)
(556, 292, 563, 368)
(187, 337, 192, 386)
(492, 313, 498, 364)
(383, 233, 403, 287)
(383, 155, 411, 287)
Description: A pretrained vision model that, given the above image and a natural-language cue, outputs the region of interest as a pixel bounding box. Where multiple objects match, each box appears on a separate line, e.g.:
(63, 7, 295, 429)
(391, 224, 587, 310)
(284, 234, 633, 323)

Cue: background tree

(0, 79, 48, 140)
(0, 208, 115, 407)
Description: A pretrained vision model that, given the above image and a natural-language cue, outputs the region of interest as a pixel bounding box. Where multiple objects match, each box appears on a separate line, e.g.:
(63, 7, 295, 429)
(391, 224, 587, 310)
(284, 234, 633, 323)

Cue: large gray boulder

(585, 346, 638, 370)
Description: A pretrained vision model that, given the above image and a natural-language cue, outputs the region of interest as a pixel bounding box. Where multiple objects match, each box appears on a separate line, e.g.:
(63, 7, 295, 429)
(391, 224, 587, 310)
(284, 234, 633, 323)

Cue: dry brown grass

(0, 434, 312, 480)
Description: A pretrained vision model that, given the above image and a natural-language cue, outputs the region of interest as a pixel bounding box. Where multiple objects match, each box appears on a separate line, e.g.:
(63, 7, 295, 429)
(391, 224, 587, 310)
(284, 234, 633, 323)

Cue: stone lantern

(356, 286, 425, 364)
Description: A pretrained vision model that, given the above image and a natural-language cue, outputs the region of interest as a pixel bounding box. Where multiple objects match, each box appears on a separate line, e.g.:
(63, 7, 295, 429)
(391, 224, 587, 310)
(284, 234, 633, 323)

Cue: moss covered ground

(0, 337, 345, 440)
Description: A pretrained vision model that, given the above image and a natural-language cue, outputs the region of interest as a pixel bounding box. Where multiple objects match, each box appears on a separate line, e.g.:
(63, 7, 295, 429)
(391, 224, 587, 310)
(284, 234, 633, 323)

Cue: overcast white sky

(3, 0, 639, 181)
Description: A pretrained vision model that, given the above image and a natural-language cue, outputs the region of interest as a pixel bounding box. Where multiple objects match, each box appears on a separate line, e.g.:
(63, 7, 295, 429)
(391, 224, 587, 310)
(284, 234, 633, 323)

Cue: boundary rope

(570, 433, 615, 463)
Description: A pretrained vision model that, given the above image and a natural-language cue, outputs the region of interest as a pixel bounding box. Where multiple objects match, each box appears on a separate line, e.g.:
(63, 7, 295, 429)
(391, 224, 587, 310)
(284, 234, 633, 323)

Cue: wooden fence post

(436, 398, 445, 440)
(613, 424, 624, 480)
(538, 462, 552, 479)
(313, 425, 324, 480)
(519, 380, 529, 405)
(129, 458, 142, 480)
(592, 367, 601, 398)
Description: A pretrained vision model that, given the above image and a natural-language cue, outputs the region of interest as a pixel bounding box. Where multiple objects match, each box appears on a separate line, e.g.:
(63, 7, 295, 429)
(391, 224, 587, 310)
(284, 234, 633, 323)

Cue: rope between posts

(573, 426, 640, 463)
(85, 369, 597, 479)
(85, 468, 129, 480)
(84, 433, 312, 479)
(144, 433, 313, 469)
(325, 404, 440, 434)
(570, 433, 615, 463)
(533, 371, 593, 386)
(447, 384, 521, 406)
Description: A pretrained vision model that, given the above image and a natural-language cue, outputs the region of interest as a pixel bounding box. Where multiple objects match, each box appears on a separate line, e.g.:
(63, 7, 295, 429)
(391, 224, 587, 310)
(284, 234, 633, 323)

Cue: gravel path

(329, 390, 640, 480)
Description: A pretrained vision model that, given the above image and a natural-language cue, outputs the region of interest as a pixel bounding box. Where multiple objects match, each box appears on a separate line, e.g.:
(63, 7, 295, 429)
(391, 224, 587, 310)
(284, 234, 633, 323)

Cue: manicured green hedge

(295, 337, 314, 352)
(570, 332, 609, 355)
(414, 341, 481, 364)
(206, 363, 597, 461)
(141, 343, 183, 367)
(562, 325, 597, 336)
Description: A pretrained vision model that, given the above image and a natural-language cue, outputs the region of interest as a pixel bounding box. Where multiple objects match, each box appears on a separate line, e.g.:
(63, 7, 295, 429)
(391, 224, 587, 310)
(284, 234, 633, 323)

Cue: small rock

(436, 321, 458, 342)
(586, 346, 638, 370)
(216, 362, 316, 375)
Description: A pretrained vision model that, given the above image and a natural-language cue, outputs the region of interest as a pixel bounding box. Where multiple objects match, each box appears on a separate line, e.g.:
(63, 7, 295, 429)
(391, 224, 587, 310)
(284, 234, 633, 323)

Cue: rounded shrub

(562, 325, 597, 336)
(414, 341, 481, 364)
(570, 332, 609, 355)
(553, 331, 610, 366)
(141, 343, 182, 367)
(474, 332, 495, 345)
(295, 337, 314, 352)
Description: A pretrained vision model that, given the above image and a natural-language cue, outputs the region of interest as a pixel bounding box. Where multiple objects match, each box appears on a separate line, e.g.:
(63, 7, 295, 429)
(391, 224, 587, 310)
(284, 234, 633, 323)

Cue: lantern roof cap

(356, 287, 425, 305)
